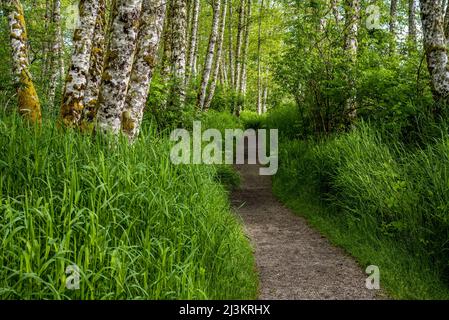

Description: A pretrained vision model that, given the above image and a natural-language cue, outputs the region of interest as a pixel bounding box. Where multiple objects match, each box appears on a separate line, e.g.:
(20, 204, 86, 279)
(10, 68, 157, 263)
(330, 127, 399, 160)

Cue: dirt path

(231, 146, 378, 300)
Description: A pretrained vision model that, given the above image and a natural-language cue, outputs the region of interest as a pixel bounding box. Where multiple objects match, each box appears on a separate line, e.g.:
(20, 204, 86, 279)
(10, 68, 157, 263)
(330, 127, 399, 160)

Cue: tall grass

(0, 112, 257, 299)
(272, 123, 449, 299)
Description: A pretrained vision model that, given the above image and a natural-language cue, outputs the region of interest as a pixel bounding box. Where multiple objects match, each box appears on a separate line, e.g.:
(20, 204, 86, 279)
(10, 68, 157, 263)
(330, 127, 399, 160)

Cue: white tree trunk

(234, 0, 245, 93)
(344, 0, 359, 122)
(6, 0, 42, 124)
(121, 0, 166, 141)
(262, 85, 268, 113)
(81, 0, 107, 130)
(239, 0, 251, 96)
(95, 0, 143, 134)
(169, 0, 188, 108)
(408, 0, 417, 45)
(204, 0, 228, 110)
(60, 0, 99, 127)
(186, 0, 200, 84)
(420, 0, 449, 107)
(48, 0, 64, 107)
(228, 0, 235, 88)
(257, 0, 264, 115)
(198, 0, 222, 109)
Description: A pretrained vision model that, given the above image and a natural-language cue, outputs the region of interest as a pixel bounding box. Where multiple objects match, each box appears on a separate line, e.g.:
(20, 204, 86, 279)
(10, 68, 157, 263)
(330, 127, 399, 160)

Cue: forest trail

(231, 141, 378, 300)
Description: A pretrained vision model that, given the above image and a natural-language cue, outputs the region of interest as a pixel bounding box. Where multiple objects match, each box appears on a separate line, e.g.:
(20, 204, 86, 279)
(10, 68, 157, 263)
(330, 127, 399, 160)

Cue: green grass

(272, 126, 449, 299)
(0, 112, 257, 299)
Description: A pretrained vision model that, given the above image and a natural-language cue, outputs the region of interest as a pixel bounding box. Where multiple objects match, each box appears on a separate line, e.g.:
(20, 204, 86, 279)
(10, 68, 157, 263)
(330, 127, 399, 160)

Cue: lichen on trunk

(80, 0, 107, 132)
(95, 0, 143, 135)
(121, 0, 167, 141)
(60, 0, 100, 128)
(6, 0, 42, 124)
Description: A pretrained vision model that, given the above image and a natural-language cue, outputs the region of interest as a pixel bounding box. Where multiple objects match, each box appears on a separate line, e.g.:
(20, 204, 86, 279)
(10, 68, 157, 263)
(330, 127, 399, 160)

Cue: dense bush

(0, 113, 257, 299)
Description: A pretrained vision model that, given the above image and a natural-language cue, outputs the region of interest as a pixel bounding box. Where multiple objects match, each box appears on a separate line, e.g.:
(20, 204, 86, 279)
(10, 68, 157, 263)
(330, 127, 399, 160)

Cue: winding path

(231, 141, 378, 300)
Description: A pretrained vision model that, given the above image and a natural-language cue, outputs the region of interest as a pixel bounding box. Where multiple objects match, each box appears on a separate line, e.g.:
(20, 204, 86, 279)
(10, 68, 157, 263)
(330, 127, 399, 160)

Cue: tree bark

(60, 0, 99, 127)
(420, 0, 449, 112)
(47, 0, 64, 107)
(204, 0, 228, 111)
(161, 0, 173, 78)
(331, 0, 341, 23)
(409, 0, 417, 45)
(80, 0, 107, 131)
(198, 0, 222, 110)
(444, 0, 449, 40)
(234, 0, 245, 93)
(344, 0, 359, 123)
(389, 0, 398, 35)
(95, 0, 143, 134)
(6, 0, 42, 124)
(389, 0, 398, 53)
(121, 0, 166, 141)
(186, 0, 200, 85)
(239, 0, 251, 97)
(257, 0, 264, 115)
(169, 0, 188, 109)
(228, 0, 235, 88)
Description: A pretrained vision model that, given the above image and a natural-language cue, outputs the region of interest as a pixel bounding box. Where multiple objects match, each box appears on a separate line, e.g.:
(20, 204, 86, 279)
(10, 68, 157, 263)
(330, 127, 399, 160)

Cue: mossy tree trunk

(408, 0, 417, 46)
(60, 0, 100, 128)
(95, 0, 143, 135)
(6, 0, 42, 124)
(80, 0, 107, 131)
(420, 0, 449, 115)
(121, 0, 166, 141)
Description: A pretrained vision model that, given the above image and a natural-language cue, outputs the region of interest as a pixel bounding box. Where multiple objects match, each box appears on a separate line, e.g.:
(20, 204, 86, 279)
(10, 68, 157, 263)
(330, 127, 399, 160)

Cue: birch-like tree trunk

(47, 0, 64, 107)
(204, 0, 228, 111)
(186, 0, 200, 84)
(408, 0, 417, 45)
(444, 0, 449, 39)
(344, 0, 359, 123)
(6, 0, 42, 124)
(389, 0, 398, 53)
(121, 0, 166, 141)
(331, 0, 341, 23)
(95, 0, 143, 134)
(161, 0, 173, 78)
(169, 0, 188, 108)
(228, 0, 235, 88)
(389, 0, 398, 35)
(262, 85, 268, 113)
(80, 0, 107, 130)
(239, 0, 251, 96)
(420, 0, 449, 113)
(234, 0, 245, 93)
(198, 0, 222, 109)
(60, 0, 99, 127)
(257, 0, 264, 115)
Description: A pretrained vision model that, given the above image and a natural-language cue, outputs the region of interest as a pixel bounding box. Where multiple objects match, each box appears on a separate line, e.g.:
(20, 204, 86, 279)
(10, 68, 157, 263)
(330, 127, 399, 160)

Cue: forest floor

(231, 142, 380, 299)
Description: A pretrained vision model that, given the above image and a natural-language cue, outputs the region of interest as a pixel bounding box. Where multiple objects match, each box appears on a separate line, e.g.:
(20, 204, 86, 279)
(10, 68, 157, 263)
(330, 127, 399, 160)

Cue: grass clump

(272, 123, 449, 299)
(0, 113, 257, 299)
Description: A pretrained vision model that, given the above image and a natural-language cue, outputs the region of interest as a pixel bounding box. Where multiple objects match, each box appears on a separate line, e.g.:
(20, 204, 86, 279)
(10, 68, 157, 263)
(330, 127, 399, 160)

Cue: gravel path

(231, 152, 378, 300)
